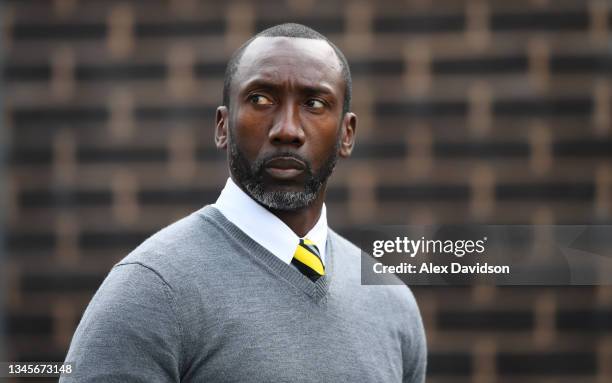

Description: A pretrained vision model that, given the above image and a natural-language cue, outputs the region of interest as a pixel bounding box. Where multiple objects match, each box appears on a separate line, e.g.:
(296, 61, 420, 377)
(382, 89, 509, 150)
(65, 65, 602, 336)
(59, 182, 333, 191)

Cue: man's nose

(268, 103, 305, 146)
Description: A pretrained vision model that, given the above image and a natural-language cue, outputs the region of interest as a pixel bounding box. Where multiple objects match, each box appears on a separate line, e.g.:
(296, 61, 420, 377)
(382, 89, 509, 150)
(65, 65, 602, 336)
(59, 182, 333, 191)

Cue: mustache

(254, 152, 312, 173)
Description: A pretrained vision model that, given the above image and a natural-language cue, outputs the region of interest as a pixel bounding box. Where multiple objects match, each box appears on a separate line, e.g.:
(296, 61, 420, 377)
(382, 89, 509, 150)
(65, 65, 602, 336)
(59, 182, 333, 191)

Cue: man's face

(217, 37, 355, 211)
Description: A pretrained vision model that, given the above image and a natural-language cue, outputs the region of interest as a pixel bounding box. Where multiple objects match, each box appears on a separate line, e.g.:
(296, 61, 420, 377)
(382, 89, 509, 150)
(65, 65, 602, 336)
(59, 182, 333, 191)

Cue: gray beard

(228, 139, 339, 211)
(243, 184, 317, 211)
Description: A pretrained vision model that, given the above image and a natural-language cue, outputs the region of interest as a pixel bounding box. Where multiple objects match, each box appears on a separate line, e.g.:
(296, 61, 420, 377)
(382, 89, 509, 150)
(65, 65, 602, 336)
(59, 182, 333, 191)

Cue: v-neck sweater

(61, 205, 427, 383)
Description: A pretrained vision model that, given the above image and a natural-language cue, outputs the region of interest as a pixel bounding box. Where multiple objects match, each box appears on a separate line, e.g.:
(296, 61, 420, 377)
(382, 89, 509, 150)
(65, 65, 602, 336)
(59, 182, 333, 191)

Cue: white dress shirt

(212, 178, 328, 266)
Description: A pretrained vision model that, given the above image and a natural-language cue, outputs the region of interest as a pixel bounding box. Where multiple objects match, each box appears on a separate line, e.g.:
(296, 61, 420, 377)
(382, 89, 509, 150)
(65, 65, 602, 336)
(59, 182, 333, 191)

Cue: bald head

(222, 23, 352, 116)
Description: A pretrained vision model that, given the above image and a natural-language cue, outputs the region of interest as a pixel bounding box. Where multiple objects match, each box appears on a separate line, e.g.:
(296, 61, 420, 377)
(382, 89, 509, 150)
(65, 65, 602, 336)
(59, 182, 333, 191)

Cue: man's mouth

(263, 157, 306, 180)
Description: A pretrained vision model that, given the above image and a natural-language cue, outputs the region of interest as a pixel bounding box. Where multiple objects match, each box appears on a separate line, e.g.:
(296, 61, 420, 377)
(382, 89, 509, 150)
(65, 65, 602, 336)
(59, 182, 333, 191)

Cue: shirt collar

(212, 178, 328, 265)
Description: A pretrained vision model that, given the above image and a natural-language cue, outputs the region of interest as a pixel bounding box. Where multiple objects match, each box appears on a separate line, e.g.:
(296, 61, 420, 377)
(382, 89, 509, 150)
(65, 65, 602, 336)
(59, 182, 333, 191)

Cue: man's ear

(339, 112, 357, 158)
(215, 106, 229, 149)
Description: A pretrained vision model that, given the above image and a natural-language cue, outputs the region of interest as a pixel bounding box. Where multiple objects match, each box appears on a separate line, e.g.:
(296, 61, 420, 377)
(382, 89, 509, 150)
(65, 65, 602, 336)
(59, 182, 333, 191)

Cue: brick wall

(2, 0, 611, 382)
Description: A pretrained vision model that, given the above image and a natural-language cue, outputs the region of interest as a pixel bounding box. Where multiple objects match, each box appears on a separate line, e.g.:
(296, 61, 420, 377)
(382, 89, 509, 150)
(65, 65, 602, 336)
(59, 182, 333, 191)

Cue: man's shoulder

(123, 207, 203, 255)
(116, 206, 226, 279)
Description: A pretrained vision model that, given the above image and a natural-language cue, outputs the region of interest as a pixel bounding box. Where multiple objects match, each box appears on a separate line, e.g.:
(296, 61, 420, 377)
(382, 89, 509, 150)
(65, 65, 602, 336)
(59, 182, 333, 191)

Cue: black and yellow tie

(291, 239, 325, 282)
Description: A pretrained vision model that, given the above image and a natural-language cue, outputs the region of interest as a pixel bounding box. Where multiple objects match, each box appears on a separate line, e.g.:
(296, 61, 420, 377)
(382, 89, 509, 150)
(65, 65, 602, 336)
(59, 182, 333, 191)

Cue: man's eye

(249, 95, 273, 105)
(305, 99, 325, 109)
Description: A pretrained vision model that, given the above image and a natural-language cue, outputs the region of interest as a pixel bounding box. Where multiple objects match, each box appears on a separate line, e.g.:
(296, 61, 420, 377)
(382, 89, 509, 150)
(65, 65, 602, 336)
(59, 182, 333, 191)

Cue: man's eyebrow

(241, 78, 336, 96)
(301, 84, 335, 96)
(241, 79, 278, 91)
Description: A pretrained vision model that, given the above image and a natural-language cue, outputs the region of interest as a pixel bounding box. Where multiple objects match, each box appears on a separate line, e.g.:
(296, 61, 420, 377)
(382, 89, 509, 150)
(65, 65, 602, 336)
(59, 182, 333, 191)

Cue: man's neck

(268, 192, 325, 238)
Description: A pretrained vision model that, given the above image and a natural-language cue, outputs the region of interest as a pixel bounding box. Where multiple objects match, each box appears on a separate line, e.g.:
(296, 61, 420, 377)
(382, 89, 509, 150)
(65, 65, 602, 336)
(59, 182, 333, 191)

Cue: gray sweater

(62, 206, 426, 382)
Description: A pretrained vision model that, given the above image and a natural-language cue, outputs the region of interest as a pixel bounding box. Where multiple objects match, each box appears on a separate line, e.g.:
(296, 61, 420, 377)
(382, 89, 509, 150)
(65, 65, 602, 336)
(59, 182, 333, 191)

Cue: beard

(228, 137, 340, 211)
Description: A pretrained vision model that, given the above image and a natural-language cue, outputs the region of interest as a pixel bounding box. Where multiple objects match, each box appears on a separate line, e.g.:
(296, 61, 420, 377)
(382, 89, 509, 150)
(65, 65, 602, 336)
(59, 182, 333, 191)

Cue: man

(62, 23, 426, 382)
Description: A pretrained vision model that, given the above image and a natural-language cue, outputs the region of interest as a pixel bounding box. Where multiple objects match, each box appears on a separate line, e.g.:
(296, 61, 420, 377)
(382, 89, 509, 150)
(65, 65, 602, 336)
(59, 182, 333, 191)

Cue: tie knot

(292, 238, 324, 281)
(300, 238, 320, 257)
